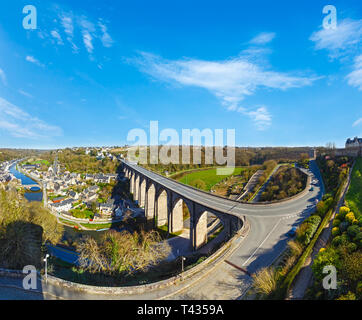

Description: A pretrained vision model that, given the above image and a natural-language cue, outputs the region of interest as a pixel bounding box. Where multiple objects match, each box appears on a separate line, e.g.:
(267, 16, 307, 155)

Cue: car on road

(286, 227, 297, 237)
(310, 186, 314, 191)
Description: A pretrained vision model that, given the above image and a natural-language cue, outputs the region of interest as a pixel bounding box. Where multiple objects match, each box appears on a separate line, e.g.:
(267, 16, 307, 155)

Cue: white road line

(241, 218, 282, 267)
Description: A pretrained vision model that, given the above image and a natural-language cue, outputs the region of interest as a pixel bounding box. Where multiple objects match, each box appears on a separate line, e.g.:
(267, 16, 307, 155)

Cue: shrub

(312, 247, 340, 281)
(332, 236, 342, 247)
(332, 219, 341, 228)
(296, 215, 321, 246)
(337, 291, 356, 300)
(345, 212, 356, 224)
(339, 221, 349, 233)
(347, 225, 360, 238)
(353, 232, 362, 248)
(346, 242, 357, 253)
(339, 206, 350, 218)
(332, 227, 340, 237)
(252, 267, 278, 296)
(356, 282, 362, 299)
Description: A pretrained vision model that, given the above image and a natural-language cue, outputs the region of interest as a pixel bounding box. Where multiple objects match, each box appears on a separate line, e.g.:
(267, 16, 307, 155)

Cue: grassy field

(177, 167, 250, 191)
(346, 157, 362, 219)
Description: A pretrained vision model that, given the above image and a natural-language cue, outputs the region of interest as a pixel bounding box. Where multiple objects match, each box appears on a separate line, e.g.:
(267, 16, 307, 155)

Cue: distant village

(0, 146, 144, 223)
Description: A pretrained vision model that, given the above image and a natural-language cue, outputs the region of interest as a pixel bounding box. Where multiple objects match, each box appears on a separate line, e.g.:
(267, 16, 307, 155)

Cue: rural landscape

(0, 0, 361, 309)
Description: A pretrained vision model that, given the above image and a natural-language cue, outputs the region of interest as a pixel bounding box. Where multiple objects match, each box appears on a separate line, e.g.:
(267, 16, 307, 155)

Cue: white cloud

(0, 97, 62, 138)
(249, 32, 276, 45)
(98, 21, 114, 48)
(346, 54, 362, 90)
(25, 55, 45, 68)
(238, 106, 272, 130)
(82, 31, 94, 53)
(51, 30, 64, 45)
(133, 50, 318, 128)
(18, 90, 33, 98)
(310, 18, 362, 91)
(310, 18, 362, 59)
(0, 69, 6, 85)
(60, 13, 78, 52)
(353, 117, 362, 127)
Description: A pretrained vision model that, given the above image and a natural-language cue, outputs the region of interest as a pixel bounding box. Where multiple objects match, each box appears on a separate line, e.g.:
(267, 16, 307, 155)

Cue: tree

(76, 229, 171, 275)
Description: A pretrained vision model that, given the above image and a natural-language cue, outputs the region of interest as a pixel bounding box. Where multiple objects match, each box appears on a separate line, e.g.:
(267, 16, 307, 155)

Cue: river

(9, 163, 43, 202)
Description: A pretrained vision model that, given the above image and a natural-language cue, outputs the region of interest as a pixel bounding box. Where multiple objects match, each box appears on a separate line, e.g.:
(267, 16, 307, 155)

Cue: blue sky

(0, 0, 361, 149)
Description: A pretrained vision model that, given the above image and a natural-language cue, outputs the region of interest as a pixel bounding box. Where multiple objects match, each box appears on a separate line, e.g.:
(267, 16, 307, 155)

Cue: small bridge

(23, 184, 41, 190)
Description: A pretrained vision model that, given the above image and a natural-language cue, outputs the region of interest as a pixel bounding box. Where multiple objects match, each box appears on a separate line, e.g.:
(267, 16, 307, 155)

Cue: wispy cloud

(238, 106, 272, 130)
(0, 69, 6, 85)
(346, 54, 362, 90)
(98, 21, 114, 48)
(0, 97, 62, 139)
(132, 48, 318, 129)
(353, 117, 362, 127)
(310, 19, 362, 59)
(18, 89, 33, 98)
(310, 18, 362, 91)
(51, 30, 64, 45)
(25, 55, 45, 68)
(249, 32, 276, 45)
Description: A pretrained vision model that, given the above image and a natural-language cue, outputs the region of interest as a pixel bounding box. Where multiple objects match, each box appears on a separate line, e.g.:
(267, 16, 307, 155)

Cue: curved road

(0, 160, 324, 300)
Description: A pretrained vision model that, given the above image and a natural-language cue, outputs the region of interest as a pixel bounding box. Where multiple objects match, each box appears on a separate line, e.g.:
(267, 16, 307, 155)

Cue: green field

(177, 167, 250, 191)
(22, 159, 50, 166)
(346, 157, 362, 219)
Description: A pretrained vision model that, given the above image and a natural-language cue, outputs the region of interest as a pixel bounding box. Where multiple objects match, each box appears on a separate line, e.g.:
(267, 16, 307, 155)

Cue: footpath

(287, 160, 355, 299)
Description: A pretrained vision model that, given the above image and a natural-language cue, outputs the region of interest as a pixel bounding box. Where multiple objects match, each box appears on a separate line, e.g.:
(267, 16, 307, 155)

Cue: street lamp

(43, 254, 50, 283)
(181, 256, 186, 275)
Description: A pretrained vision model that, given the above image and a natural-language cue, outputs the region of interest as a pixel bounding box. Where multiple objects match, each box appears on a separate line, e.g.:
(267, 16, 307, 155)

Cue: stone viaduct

(121, 161, 243, 251)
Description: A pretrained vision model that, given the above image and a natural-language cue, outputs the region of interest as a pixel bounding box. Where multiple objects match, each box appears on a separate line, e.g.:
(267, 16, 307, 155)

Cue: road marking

(241, 218, 282, 267)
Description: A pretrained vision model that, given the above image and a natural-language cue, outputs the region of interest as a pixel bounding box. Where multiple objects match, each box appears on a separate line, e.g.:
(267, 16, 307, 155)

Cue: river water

(9, 164, 43, 202)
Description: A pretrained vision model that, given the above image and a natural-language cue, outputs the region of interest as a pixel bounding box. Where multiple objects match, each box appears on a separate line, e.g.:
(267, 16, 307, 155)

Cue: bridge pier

(170, 197, 184, 234)
(190, 204, 208, 250)
(134, 174, 140, 203)
(145, 182, 156, 223)
(139, 178, 146, 208)
(156, 189, 168, 227)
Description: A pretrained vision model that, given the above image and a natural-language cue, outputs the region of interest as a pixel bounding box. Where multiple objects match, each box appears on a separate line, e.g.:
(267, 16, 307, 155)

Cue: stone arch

(190, 206, 208, 250)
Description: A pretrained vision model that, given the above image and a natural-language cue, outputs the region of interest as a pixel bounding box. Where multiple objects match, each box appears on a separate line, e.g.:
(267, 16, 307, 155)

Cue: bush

(332, 219, 341, 228)
(347, 225, 360, 238)
(332, 227, 340, 237)
(346, 242, 357, 253)
(337, 291, 356, 300)
(339, 206, 350, 218)
(345, 212, 356, 224)
(332, 236, 343, 247)
(339, 221, 349, 233)
(353, 232, 362, 248)
(312, 246, 340, 281)
(297, 215, 321, 246)
(356, 282, 362, 299)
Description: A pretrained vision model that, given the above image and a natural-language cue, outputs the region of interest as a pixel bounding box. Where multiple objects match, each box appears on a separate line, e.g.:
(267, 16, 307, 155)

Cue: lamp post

(181, 256, 186, 279)
(43, 254, 50, 283)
